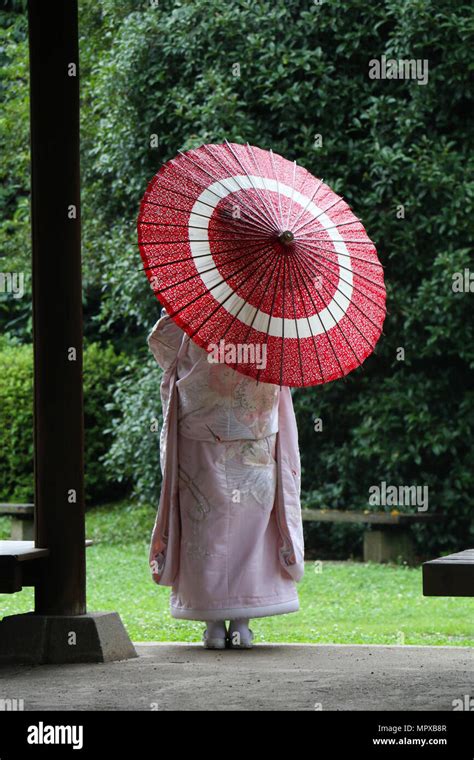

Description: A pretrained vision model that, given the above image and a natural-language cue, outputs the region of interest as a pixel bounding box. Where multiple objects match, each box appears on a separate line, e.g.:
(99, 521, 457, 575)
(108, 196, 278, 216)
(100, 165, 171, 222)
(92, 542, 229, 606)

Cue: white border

(188, 175, 353, 339)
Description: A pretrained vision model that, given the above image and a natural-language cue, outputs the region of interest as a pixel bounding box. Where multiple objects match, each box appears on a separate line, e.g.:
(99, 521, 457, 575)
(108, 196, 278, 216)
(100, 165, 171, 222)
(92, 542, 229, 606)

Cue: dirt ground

(0, 643, 472, 711)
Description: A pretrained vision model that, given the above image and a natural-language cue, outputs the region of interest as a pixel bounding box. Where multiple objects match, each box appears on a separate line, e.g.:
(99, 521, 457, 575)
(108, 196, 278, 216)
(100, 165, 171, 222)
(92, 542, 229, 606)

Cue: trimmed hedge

(0, 342, 33, 502)
(0, 341, 129, 504)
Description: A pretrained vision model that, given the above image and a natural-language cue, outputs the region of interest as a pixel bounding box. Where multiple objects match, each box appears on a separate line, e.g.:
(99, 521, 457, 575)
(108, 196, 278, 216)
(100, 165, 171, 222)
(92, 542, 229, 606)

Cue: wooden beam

(423, 549, 474, 597)
(28, 0, 86, 615)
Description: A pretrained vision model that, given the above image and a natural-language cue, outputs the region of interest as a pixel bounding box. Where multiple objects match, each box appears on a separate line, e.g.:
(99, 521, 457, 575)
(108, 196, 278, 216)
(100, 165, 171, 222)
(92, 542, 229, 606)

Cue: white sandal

(202, 628, 227, 650)
(229, 628, 254, 649)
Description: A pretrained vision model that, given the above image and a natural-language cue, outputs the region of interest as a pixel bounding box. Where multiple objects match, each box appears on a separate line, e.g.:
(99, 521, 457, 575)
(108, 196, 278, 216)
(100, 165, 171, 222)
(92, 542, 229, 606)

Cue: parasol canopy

(138, 141, 386, 387)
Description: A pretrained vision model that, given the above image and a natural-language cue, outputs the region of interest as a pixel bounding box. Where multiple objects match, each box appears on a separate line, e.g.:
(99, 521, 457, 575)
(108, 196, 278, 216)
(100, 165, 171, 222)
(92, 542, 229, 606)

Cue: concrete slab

(0, 643, 472, 711)
(0, 612, 137, 664)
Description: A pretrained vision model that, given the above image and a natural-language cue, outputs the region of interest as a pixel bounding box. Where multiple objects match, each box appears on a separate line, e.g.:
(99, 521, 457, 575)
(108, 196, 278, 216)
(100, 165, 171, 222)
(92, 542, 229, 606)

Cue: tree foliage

(1, 0, 473, 553)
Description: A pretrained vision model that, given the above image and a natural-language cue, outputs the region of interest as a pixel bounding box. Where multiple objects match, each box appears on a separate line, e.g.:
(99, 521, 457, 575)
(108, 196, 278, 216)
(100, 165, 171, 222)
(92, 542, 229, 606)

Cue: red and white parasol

(138, 141, 386, 387)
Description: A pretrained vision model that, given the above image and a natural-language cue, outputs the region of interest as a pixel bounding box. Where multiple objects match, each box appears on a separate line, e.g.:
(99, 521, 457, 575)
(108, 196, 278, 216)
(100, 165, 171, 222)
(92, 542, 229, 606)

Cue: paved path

(0, 644, 472, 711)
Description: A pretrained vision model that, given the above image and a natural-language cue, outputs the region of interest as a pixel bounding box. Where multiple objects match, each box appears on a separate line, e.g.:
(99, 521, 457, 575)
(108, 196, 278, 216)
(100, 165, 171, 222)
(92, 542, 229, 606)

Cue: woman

(148, 307, 304, 649)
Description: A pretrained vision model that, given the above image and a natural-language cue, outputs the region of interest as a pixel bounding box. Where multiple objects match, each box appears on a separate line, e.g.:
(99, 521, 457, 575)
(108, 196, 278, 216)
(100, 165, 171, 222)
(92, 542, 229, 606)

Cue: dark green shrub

(82, 342, 129, 502)
(1, 0, 472, 555)
(103, 356, 163, 504)
(0, 340, 128, 503)
(76, 0, 473, 554)
(0, 342, 34, 501)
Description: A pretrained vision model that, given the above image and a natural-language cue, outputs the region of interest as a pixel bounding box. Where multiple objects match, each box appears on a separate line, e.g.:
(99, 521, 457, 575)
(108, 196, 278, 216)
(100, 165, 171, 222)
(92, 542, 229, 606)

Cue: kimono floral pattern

(177, 435, 277, 563)
(177, 463, 214, 562)
(176, 340, 280, 441)
(172, 431, 299, 619)
(213, 436, 277, 509)
(147, 310, 304, 618)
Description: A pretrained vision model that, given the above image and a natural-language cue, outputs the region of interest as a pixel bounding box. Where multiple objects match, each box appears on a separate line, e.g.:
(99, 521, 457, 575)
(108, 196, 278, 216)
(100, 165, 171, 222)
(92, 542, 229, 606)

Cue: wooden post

(28, 0, 86, 615)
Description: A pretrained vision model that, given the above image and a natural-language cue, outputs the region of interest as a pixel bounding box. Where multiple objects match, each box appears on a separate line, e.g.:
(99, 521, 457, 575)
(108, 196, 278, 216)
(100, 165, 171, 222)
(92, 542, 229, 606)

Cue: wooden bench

(0, 540, 93, 594)
(301, 509, 442, 563)
(0, 503, 34, 540)
(0, 541, 49, 593)
(423, 549, 474, 597)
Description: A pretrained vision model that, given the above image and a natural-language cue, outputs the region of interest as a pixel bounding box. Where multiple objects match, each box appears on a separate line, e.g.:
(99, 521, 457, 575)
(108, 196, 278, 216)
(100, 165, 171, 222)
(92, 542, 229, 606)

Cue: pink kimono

(148, 309, 305, 621)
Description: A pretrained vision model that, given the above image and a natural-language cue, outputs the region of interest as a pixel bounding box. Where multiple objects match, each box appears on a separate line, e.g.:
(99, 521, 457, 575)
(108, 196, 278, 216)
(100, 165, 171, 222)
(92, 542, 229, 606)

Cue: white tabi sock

(228, 618, 250, 645)
(204, 620, 227, 640)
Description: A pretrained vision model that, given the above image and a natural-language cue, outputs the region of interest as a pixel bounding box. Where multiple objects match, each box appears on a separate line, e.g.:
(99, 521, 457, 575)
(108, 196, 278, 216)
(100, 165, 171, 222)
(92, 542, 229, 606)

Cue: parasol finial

(279, 230, 295, 245)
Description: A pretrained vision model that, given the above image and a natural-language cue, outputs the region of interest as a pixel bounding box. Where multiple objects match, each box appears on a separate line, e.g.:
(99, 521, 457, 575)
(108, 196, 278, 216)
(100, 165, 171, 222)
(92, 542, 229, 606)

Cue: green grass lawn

(1, 502, 473, 645)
